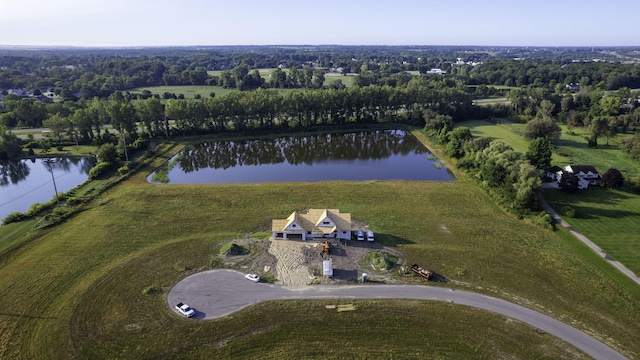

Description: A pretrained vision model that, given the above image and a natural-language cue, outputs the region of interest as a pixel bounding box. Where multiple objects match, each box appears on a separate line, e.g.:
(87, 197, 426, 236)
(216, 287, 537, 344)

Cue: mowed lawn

(1, 163, 640, 358)
(128, 85, 238, 99)
(460, 119, 530, 153)
(462, 119, 640, 178)
(554, 125, 640, 178)
(542, 187, 640, 275)
(463, 118, 640, 278)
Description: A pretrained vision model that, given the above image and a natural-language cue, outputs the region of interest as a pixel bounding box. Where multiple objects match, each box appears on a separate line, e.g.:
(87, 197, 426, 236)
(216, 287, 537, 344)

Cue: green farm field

(1, 131, 640, 358)
(128, 85, 238, 99)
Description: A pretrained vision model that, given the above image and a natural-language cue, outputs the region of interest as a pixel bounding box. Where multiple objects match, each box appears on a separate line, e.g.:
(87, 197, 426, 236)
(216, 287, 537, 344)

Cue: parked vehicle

(245, 273, 260, 282)
(366, 231, 375, 242)
(175, 302, 196, 317)
(356, 230, 365, 241)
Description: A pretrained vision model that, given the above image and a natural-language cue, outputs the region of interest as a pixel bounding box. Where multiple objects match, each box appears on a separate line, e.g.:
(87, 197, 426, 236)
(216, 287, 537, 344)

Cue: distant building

(425, 68, 446, 75)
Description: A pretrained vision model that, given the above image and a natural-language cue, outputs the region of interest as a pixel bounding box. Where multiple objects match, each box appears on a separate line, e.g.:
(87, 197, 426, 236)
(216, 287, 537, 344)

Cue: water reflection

(0, 157, 96, 221)
(0, 160, 30, 186)
(151, 130, 453, 184)
(178, 130, 425, 171)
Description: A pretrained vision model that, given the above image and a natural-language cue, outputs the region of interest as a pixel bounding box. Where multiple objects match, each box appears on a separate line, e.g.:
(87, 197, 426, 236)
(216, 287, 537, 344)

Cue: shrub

(561, 206, 576, 218)
(56, 145, 64, 151)
(628, 177, 640, 194)
(533, 212, 554, 230)
(97, 143, 119, 164)
(66, 197, 83, 206)
(2, 212, 27, 225)
(89, 162, 113, 180)
(117, 164, 130, 175)
(142, 286, 163, 295)
(26, 203, 46, 216)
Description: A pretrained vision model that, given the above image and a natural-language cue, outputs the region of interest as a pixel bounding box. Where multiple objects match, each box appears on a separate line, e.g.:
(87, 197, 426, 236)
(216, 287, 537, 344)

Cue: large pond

(148, 130, 454, 184)
(0, 157, 95, 221)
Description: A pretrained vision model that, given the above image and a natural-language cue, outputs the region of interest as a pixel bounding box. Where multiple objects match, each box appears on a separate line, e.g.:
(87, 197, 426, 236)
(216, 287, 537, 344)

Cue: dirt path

(268, 239, 318, 286)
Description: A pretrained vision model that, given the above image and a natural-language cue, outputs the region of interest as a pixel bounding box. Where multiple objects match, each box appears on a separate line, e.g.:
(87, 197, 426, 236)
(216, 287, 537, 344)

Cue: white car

(356, 230, 365, 241)
(366, 231, 375, 242)
(245, 273, 260, 282)
(175, 302, 195, 318)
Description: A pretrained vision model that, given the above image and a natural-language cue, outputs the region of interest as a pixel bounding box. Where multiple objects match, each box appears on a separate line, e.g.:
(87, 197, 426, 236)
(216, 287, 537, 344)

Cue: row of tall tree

(16, 79, 473, 148)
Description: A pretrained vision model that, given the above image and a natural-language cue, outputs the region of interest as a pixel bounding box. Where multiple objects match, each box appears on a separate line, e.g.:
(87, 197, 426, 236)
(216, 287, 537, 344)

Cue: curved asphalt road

(167, 269, 625, 360)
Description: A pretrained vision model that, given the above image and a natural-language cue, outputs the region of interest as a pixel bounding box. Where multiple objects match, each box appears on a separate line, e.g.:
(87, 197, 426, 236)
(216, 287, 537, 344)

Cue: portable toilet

(323, 258, 333, 277)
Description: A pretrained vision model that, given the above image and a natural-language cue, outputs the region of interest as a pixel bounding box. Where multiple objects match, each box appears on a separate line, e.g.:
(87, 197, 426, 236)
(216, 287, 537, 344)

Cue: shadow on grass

(430, 271, 450, 283)
(374, 233, 415, 247)
(554, 138, 587, 149)
(544, 187, 635, 207)
(0, 312, 58, 320)
(569, 205, 639, 220)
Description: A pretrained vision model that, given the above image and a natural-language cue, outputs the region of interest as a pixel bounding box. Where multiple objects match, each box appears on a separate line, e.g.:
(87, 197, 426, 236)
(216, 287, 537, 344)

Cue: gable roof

(272, 209, 351, 234)
(566, 165, 599, 174)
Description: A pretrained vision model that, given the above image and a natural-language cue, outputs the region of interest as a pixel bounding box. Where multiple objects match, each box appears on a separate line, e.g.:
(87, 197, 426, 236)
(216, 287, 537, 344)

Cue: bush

(66, 197, 83, 206)
(533, 212, 554, 230)
(56, 145, 64, 151)
(2, 211, 27, 225)
(89, 162, 114, 180)
(142, 286, 163, 295)
(26, 202, 46, 216)
(629, 177, 640, 194)
(561, 206, 576, 218)
(117, 164, 130, 175)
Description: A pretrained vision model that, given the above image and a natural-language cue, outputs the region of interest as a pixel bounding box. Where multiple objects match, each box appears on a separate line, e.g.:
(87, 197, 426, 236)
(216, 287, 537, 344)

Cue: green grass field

(542, 187, 640, 275)
(1, 137, 640, 358)
(555, 125, 640, 178)
(459, 119, 530, 153)
(462, 118, 640, 279)
(462, 119, 640, 178)
(128, 85, 239, 99)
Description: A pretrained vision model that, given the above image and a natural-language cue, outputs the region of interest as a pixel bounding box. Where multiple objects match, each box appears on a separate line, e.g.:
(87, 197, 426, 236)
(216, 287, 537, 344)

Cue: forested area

(2, 45, 640, 218)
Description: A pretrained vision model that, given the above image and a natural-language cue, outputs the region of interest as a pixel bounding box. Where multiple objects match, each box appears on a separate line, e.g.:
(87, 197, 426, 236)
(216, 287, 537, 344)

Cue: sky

(1, 0, 639, 47)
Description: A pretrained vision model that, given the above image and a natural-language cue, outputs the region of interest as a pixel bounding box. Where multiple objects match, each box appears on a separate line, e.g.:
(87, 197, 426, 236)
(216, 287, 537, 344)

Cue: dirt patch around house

(218, 237, 409, 286)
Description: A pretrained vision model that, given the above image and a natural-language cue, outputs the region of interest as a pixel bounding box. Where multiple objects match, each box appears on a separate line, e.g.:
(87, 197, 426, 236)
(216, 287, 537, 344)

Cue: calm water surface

(0, 157, 95, 221)
(148, 130, 454, 184)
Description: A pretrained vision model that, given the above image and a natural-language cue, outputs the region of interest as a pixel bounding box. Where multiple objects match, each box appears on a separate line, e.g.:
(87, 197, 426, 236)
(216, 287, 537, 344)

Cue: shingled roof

(272, 209, 351, 234)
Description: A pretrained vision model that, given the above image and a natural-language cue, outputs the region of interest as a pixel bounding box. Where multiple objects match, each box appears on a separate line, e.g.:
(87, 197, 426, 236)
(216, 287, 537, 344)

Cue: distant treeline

(1, 46, 639, 99)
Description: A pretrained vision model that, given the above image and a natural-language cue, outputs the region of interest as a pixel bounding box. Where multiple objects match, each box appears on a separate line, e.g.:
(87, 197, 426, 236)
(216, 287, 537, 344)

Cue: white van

(356, 230, 365, 241)
(366, 231, 374, 242)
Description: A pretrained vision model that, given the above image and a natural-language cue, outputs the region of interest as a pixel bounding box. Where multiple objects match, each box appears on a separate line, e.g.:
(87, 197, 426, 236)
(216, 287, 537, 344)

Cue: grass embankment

(1, 162, 640, 358)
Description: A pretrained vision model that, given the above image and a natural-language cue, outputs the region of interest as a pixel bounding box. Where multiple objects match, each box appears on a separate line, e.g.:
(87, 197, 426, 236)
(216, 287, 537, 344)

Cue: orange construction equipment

(322, 241, 331, 255)
(411, 264, 433, 280)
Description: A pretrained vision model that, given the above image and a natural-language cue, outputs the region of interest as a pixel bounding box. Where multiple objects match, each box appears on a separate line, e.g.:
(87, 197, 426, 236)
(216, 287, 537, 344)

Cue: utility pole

(44, 159, 60, 208)
(122, 132, 129, 162)
(164, 110, 169, 138)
